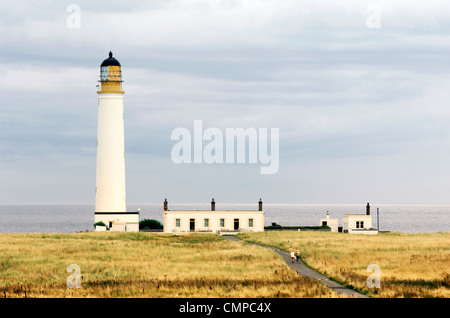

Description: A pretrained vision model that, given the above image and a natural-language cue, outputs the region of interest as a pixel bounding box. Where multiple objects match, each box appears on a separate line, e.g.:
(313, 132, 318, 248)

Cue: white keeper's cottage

(163, 199, 265, 234)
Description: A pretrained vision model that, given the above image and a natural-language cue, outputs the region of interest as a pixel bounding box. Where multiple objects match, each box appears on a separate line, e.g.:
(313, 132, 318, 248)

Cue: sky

(2, 0, 450, 205)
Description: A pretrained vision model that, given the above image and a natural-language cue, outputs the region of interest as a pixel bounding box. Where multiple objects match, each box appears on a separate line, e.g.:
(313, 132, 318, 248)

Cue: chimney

(326, 210, 330, 219)
(258, 198, 263, 211)
(366, 203, 370, 215)
(211, 198, 215, 211)
(163, 198, 168, 211)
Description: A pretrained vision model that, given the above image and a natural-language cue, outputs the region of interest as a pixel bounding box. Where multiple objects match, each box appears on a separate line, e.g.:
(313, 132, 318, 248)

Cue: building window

(356, 221, 360, 228)
(175, 218, 181, 228)
(248, 218, 254, 227)
(360, 221, 364, 228)
(204, 218, 209, 228)
(220, 218, 225, 228)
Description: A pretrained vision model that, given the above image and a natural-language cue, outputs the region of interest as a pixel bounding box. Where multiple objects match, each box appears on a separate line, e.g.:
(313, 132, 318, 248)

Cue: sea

(0, 203, 448, 234)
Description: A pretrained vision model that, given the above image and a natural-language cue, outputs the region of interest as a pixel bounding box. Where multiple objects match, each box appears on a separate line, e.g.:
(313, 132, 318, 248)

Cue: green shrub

(264, 224, 283, 230)
(139, 219, 163, 230)
(264, 224, 331, 231)
(94, 221, 108, 230)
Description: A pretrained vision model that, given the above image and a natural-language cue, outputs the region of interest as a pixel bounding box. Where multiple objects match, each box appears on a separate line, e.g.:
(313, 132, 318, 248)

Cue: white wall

(94, 213, 139, 232)
(164, 210, 264, 233)
(343, 215, 373, 233)
(319, 218, 339, 232)
(95, 225, 107, 231)
(95, 92, 126, 213)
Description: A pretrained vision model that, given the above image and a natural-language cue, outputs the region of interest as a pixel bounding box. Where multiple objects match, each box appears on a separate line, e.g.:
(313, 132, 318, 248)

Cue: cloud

(2, 1, 450, 203)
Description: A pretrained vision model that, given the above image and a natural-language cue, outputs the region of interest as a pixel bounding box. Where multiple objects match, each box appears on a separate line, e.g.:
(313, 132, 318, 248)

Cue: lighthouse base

(94, 212, 140, 232)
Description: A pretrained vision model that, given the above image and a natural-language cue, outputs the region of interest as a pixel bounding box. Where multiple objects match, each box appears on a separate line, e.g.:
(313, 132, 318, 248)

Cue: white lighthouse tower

(94, 52, 139, 232)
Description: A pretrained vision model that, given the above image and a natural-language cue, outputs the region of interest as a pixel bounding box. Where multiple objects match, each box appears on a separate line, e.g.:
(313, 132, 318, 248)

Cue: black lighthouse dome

(101, 51, 121, 67)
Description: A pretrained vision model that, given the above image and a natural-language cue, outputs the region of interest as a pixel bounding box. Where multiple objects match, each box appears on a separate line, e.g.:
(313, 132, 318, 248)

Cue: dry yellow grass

(0, 232, 342, 298)
(238, 231, 450, 298)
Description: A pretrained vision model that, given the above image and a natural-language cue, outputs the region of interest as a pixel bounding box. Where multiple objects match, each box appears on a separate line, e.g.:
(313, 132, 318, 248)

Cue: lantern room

(98, 51, 124, 94)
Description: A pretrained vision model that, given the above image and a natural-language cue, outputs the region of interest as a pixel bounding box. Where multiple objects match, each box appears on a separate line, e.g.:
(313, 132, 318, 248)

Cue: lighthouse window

(100, 66, 109, 81)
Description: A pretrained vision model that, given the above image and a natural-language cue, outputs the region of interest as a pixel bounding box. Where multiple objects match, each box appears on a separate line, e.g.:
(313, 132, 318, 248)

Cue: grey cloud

(2, 1, 450, 203)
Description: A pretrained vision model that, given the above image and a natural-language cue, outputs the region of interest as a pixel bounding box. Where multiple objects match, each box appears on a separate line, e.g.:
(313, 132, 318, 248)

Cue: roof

(164, 210, 264, 214)
(101, 51, 121, 67)
(343, 214, 372, 217)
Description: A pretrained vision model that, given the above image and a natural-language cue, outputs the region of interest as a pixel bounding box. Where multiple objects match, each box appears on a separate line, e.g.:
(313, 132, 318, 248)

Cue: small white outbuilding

(319, 211, 339, 232)
(94, 212, 140, 232)
(342, 203, 378, 235)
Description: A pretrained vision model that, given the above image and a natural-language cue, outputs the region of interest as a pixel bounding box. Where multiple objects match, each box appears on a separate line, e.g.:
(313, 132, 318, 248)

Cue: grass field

(237, 231, 450, 298)
(0, 232, 342, 298)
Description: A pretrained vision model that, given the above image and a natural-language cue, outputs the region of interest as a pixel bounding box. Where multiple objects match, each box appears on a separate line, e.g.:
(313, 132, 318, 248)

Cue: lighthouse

(94, 52, 139, 232)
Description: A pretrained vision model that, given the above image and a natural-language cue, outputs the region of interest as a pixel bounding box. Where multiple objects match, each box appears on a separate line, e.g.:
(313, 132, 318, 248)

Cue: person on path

(290, 250, 295, 263)
(296, 250, 300, 263)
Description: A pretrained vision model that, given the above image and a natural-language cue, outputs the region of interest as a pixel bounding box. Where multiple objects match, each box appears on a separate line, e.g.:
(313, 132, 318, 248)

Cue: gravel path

(223, 235, 369, 298)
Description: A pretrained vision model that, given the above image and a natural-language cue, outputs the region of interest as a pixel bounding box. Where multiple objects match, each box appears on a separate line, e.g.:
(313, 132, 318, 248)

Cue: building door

(322, 221, 327, 226)
(190, 218, 195, 232)
(234, 218, 239, 231)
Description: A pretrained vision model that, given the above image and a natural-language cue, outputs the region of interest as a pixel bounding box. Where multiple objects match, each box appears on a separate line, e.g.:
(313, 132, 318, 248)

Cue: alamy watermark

(66, 4, 81, 29)
(367, 264, 381, 288)
(366, 5, 381, 29)
(171, 120, 279, 174)
(66, 264, 81, 288)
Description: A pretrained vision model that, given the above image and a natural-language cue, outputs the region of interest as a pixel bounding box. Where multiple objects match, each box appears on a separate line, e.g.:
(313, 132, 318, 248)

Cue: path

(223, 235, 369, 298)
